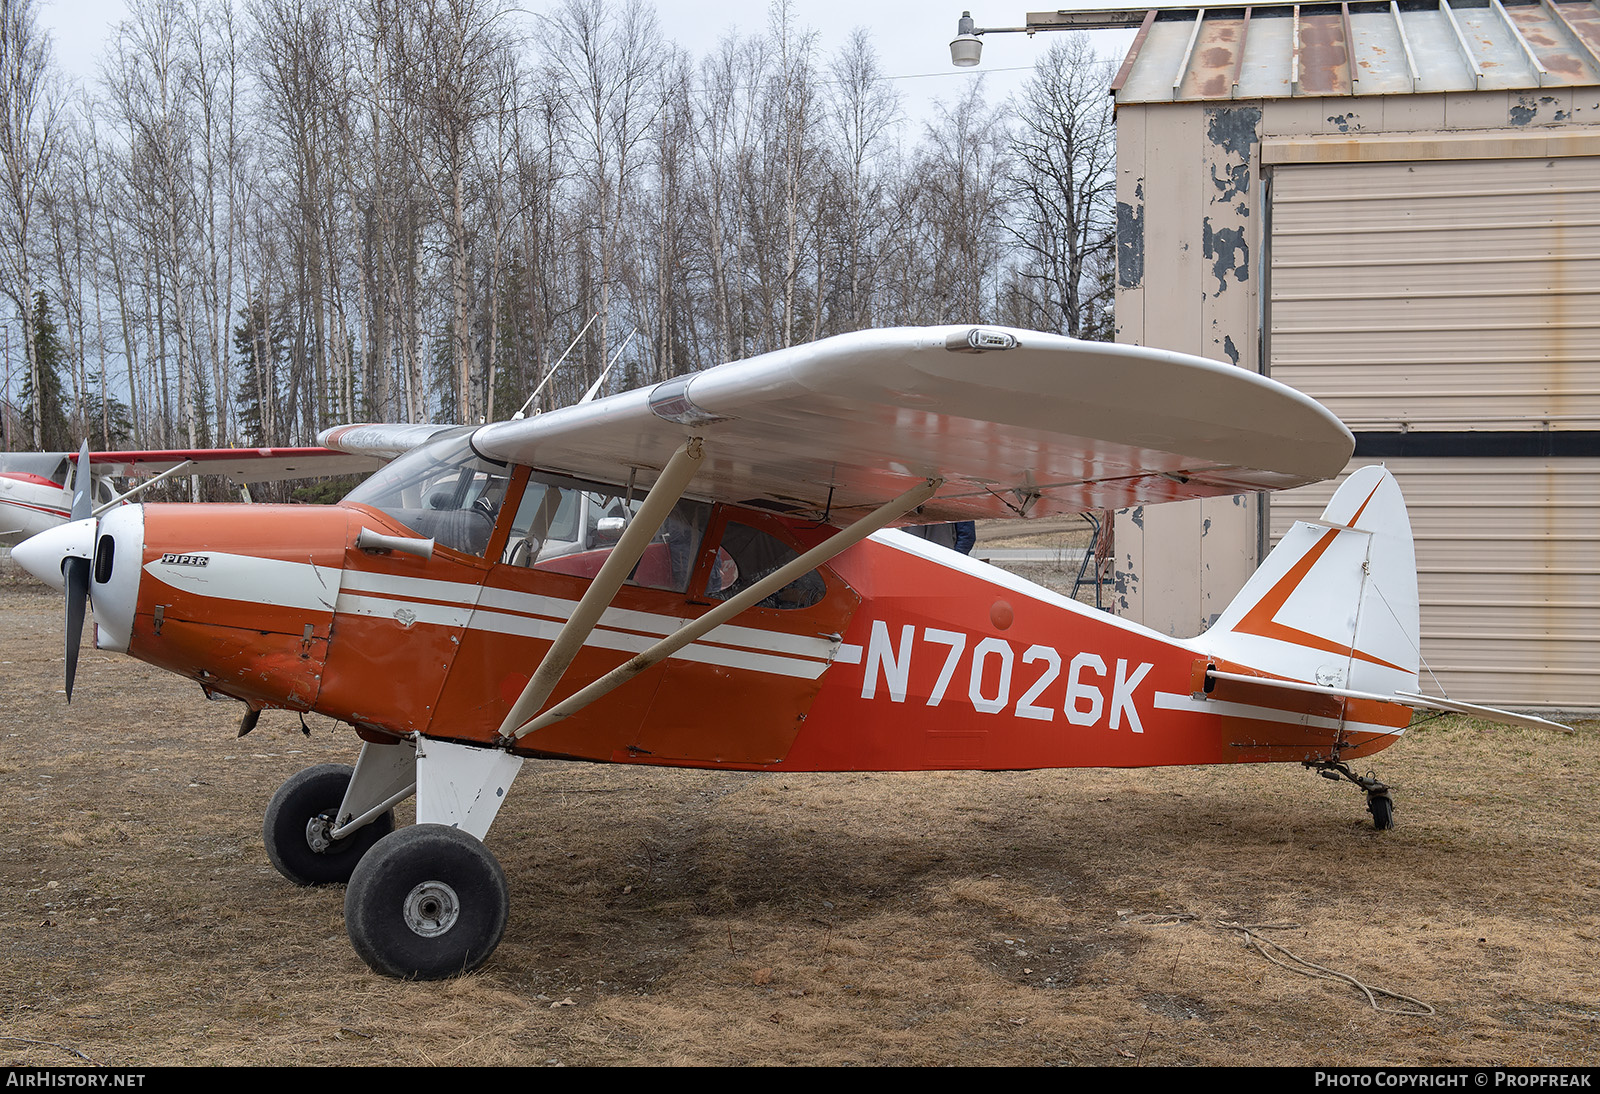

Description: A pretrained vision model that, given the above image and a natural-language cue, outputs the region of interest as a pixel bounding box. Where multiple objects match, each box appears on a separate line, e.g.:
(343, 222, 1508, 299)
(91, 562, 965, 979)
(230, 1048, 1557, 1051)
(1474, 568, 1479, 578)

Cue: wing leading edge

(468, 326, 1354, 523)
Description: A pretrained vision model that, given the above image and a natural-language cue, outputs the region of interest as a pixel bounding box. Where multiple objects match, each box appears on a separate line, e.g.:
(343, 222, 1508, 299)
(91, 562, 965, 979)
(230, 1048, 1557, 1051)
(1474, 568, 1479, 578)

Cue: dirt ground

(3, 575, 1599, 1068)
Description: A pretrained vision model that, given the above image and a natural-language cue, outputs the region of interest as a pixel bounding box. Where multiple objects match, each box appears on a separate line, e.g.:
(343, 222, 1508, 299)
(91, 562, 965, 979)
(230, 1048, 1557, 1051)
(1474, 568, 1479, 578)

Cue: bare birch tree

(910, 83, 1010, 323)
(822, 27, 899, 334)
(1005, 35, 1116, 339)
(0, 0, 62, 448)
(550, 0, 663, 391)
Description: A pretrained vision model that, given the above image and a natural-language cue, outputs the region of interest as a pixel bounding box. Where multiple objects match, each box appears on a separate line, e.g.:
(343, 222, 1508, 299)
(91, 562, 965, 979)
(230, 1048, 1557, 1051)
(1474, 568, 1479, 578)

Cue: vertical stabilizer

(1204, 466, 1420, 698)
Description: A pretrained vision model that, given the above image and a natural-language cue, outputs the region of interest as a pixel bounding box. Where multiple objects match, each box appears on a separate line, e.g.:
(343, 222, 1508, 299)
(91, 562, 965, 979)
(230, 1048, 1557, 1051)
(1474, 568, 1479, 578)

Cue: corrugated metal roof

(1027, 1, 1600, 101)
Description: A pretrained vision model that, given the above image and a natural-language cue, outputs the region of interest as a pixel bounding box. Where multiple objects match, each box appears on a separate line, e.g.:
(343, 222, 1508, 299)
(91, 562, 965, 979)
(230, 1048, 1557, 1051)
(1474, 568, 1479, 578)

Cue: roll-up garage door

(1267, 152, 1600, 711)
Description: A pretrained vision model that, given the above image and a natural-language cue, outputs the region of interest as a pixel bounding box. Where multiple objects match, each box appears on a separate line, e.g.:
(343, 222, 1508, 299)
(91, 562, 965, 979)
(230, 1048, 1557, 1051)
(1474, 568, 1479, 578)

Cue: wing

(469, 326, 1354, 523)
(316, 423, 467, 461)
(83, 446, 385, 484)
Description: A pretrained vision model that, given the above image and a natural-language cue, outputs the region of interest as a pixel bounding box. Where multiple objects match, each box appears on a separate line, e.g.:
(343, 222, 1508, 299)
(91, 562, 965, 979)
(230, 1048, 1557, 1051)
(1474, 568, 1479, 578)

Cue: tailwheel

(1306, 759, 1396, 831)
(344, 824, 510, 980)
(264, 764, 395, 885)
(1367, 788, 1396, 831)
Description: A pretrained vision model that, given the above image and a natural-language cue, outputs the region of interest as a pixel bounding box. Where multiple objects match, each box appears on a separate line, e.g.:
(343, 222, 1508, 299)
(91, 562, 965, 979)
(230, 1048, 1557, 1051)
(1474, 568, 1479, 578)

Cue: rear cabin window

(707, 521, 825, 610)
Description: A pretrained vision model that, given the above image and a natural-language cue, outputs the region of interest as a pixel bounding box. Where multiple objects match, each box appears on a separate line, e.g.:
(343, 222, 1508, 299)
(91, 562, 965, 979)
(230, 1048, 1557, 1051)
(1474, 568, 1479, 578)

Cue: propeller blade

(62, 441, 95, 701)
(70, 440, 92, 521)
(64, 554, 89, 701)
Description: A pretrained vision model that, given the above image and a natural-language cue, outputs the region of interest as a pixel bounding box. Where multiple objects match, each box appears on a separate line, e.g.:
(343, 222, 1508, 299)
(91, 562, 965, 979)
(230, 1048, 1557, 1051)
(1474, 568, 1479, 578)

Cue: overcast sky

(35, 0, 1135, 131)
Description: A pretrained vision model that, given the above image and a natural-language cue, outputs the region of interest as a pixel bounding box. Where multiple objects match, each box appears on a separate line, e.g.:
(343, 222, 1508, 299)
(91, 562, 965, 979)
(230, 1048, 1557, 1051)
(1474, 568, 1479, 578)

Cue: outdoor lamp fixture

(950, 11, 983, 65)
(950, 10, 1036, 67)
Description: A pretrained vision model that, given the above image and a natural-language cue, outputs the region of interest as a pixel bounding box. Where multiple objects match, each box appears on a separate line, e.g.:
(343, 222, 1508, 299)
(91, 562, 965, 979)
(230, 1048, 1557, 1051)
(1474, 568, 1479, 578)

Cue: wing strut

(495, 438, 707, 738)
(508, 476, 944, 741)
(92, 459, 195, 515)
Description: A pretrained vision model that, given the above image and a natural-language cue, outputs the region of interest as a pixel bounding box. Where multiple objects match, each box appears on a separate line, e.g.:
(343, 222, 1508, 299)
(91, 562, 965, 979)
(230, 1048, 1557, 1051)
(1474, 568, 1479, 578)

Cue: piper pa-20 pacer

(13, 325, 1564, 980)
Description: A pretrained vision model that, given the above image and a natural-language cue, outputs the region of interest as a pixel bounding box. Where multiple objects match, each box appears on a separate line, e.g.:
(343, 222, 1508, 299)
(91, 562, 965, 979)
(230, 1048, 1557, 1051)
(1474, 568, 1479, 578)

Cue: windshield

(342, 432, 511, 557)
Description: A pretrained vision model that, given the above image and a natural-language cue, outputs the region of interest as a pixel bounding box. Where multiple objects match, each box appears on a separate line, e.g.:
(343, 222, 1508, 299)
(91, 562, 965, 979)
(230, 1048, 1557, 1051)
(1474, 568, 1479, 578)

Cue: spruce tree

(234, 298, 282, 446)
(19, 292, 71, 451)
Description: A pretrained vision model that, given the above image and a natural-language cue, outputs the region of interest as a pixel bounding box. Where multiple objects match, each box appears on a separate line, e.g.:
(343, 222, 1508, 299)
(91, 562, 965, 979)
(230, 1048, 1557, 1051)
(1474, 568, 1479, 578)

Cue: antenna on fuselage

(512, 313, 597, 420)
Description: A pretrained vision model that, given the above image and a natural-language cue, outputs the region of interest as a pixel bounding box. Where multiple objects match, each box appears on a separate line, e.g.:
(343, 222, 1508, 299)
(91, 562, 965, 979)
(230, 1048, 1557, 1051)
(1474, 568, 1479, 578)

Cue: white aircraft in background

(0, 445, 384, 547)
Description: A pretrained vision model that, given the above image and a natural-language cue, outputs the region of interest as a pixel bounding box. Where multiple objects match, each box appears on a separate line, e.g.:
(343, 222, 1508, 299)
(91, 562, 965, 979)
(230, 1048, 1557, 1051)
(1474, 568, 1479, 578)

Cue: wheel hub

(403, 881, 461, 938)
(305, 813, 337, 854)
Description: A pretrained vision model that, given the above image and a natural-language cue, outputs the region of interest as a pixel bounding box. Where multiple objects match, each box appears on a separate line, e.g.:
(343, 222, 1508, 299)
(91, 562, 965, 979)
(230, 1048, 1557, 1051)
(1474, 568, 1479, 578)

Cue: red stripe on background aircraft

(12, 325, 1565, 981)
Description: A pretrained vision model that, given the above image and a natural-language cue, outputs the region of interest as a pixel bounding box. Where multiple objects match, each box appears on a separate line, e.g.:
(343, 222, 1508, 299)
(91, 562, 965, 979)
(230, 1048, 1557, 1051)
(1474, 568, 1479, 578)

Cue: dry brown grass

(974, 516, 1098, 551)
(3, 581, 1598, 1067)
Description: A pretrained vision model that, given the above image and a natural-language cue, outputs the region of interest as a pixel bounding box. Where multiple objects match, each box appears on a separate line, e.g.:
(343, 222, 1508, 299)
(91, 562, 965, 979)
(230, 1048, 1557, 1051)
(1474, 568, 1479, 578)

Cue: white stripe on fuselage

(346, 569, 836, 679)
(1153, 691, 1407, 739)
(147, 553, 837, 680)
(145, 554, 341, 613)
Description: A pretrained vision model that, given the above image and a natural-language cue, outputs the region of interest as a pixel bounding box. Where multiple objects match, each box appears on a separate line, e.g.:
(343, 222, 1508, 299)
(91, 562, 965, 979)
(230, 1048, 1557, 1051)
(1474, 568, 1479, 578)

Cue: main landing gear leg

(345, 738, 523, 979)
(1306, 759, 1395, 831)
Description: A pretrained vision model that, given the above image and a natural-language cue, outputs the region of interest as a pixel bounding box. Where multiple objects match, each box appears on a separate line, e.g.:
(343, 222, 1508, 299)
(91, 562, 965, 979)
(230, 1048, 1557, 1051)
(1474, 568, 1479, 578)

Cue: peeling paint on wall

(1202, 219, 1249, 295)
(1205, 106, 1260, 159)
(1507, 95, 1575, 126)
(1210, 160, 1251, 203)
(1200, 107, 1258, 298)
(1222, 335, 1240, 367)
(1114, 550, 1138, 612)
(1117, 180, 1145, 289)
(1206, 108, 1257, 213)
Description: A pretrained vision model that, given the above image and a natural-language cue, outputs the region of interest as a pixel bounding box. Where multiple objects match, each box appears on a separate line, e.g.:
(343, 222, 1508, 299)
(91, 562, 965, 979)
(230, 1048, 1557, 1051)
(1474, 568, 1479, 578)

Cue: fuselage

(85, 479, 1408, 772)
(0, 452, 125, 546)
(0, 471, 72, 544)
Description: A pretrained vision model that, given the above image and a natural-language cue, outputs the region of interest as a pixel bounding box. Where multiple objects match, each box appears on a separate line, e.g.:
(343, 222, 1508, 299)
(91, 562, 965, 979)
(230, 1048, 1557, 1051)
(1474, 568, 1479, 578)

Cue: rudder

(1204, 466, 1420, 697)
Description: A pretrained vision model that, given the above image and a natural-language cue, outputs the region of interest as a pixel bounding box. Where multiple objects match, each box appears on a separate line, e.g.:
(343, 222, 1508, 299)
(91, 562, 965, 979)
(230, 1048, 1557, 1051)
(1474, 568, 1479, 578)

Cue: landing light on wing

(945, 327, 1017, 353)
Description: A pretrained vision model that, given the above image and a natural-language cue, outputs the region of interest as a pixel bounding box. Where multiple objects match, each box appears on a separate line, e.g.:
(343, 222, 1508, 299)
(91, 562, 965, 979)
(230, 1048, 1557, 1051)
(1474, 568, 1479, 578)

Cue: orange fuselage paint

(124, 498, 1409, 772)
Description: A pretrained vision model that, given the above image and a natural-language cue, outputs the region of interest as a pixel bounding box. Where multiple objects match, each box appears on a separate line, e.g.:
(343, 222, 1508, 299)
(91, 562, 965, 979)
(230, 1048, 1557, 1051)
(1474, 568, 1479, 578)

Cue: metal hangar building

(1025, 1, 1600, 710)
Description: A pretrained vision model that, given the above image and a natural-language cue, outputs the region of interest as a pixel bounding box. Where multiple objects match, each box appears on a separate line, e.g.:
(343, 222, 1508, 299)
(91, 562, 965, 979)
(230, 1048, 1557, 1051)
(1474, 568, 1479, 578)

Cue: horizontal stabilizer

(1204, 669, 1573, 733)
(1395, 691, 1574, 734)
(1205, 668, 1412, 708)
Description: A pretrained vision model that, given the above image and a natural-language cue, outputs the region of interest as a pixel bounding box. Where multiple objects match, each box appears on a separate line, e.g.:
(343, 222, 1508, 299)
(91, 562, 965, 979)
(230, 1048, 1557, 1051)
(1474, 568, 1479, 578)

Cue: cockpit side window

(342, 433, 511, 558)
(500, 471, 710, 594)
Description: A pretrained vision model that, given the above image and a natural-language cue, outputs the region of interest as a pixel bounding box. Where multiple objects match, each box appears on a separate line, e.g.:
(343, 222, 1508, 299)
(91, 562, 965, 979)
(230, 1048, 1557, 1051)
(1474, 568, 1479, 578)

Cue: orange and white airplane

(12, 325, 1564, 980)
(0, 445, 383, 546)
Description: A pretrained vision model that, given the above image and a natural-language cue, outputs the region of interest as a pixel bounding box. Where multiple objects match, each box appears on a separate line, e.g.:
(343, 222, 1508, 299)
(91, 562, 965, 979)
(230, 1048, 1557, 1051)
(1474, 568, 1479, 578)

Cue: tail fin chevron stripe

(1231, 518, 1408, 673)
(1204, 467, 1421, 696)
